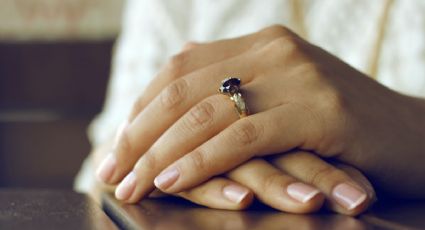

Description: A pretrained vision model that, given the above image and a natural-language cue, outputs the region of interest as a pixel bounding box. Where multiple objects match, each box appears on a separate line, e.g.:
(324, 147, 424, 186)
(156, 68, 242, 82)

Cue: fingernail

(115, 171, 137, 200)
(96, 153, 117, 183)
(287, 182, 321, 203)
(154, 167, 180, 190)
(113, 121, 129, 148)
(332, 183, 367, 210)
(223, 184, 250, 203)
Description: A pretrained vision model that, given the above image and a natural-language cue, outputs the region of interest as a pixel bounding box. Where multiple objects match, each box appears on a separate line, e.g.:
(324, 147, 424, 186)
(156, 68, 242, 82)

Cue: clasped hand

(96, 25, 424, 215)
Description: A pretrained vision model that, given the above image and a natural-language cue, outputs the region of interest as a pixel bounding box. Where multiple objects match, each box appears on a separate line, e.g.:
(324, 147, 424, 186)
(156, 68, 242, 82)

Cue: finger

(271, 151, 374, 216)
(97, 25, 299, 186)
(116, 94, 237, 202)
(177, 177, 254, 210)
(226, 158, 324, 213)
(127, 25, 295, 121)
(126, 42, 202, 122)
(153, 104, 308, 193)
(334, 163, 377, 205)
(117, 76, 291, 202)
(104, 54, 258, 186)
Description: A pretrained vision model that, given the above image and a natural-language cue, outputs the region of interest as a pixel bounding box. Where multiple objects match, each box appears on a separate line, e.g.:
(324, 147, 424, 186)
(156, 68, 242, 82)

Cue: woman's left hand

(97, 25, 425, 206)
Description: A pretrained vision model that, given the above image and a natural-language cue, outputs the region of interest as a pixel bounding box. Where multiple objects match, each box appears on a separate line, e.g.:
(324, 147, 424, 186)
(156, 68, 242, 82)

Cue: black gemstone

(220, 77, 241, 94)
(222, 77, 240, 87)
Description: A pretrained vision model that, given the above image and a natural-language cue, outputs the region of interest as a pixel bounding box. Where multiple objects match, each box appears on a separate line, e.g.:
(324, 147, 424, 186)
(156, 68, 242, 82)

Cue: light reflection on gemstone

(219, 77, 241, 95)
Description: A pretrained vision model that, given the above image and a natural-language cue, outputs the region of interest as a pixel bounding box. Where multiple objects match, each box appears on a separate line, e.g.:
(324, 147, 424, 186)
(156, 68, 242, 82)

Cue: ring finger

(100, 53, 256, 187)
(115, 78, 283, 202)
(96, 26, 295, 187)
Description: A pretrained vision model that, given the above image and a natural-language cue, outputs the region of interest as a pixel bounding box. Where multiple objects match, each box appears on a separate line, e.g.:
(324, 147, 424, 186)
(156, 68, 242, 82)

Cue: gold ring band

(219, 77, 249, 118)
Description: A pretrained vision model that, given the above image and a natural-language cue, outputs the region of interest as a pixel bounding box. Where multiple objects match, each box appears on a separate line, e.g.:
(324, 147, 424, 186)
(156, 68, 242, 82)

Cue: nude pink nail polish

(96, 153, 117, 183)
(154, 167, 180, 190)
(115, 171, 137, 200)
(332, 183, 367, 210)
(287, 182, 321, 203)
(223, 185, 250, 203)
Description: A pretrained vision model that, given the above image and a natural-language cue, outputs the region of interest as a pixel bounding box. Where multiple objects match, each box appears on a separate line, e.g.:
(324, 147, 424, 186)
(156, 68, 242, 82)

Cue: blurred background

(0, 0, 124, 188)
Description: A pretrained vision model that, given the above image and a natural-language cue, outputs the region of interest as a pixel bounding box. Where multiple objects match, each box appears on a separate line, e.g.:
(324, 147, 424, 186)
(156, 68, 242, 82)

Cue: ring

(219, 77, 249, 118)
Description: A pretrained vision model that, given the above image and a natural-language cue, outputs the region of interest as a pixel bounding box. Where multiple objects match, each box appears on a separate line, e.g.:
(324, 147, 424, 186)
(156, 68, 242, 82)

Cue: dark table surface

(1, 189, 425, 230)
(102, 193, 425, 230)
(0, 189, 117, 230)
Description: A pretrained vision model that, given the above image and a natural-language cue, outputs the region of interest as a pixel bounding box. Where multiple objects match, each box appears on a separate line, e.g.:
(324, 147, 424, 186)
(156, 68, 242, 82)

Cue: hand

(180, 151, 376, 215)
(130, 26, 424, 198)
(94, 136, 375, 215)
(97, 25, 423, 210)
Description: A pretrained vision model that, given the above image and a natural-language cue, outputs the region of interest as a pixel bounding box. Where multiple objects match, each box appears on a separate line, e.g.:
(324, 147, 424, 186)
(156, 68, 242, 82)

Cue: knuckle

(262, 172, 283, 194)
(258, 36, 302, 61)
(166, 52, 188, 80)
(182, 41, 199, 50)
(229, 119, 261, 146)
(187, 150, 209, 171)
(261, 24, 292, 38)
(116, 129, 132, 156)
(187, 99, 215, 128)
(270, 36, 301, 56)
(160, 78, 188, 110)
(309, 165, 336, 186)
(135, 150, 157, 172)
(130, 95, 147, 117)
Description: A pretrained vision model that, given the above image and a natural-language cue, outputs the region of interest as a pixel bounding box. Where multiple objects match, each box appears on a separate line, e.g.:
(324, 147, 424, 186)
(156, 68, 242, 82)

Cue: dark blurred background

(0, 0, 123, 188)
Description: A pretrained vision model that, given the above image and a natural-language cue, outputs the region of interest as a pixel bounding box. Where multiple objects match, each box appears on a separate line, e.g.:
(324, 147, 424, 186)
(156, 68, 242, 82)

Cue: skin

(92, 139, 374, 215)
(95, 25, 425, 215)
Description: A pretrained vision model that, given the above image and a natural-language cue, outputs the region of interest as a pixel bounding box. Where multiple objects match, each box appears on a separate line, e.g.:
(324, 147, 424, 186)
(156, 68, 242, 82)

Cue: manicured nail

(287, 182, 321, 203)
(332, 183, 367, 210)
(113, 121, 129, 148)
(154, 167, 180, 190)
(115, 171, 137, 200)
(96, 153, 117, 183)
(223, 185, 250, 203)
